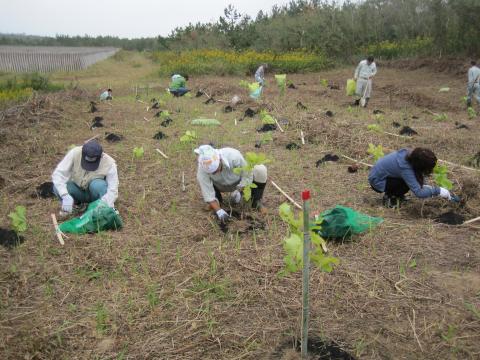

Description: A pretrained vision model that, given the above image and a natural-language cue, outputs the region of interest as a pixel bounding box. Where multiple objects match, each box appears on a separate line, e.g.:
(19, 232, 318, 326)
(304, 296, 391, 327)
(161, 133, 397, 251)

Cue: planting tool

(155, 148, 169, 159)
(51, 213, 65, 245)
(270, 181, 302, 210)
(301, 190, 311, 359)
(360, 80, 369, 107)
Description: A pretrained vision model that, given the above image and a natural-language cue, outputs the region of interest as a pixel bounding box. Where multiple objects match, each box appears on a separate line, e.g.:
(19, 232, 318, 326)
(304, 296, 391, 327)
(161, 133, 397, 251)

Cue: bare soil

(0, 53, 479, 359)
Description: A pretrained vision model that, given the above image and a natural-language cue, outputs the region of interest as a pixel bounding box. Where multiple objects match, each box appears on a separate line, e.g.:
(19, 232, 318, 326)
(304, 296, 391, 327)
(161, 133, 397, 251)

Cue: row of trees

(1, 0, 479, 58)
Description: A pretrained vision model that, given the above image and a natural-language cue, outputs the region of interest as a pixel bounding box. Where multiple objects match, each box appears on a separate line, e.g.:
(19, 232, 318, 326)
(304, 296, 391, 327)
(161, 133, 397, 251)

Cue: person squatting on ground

(195, 145, 268, 222)
(52, 140, 119, 215)
(169, 74, 190, 97)
(466, 60, 480, 108)
(354, 56, 377, 107)
(368, 147, 459, 208)
(99, 88, 112, 100)
(254, 64, 268, 86)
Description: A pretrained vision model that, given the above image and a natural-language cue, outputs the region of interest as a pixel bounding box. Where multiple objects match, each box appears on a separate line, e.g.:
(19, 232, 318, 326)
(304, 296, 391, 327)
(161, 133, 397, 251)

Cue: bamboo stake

(383, 131, 411, 139)
(270, 180, 302, 210)
(143, 116, 150, 122)
(51, 214, 65, 245)
(438, 159, 479, 173)
(463, 216, 480, 225)
(300, 130, 305, 145)
(340, 154, 373, 168)
(234, 118, 237, 126)
(301, 190, 311, 359)
(84, 134, 100, 144)
(182, 172, 186, 192)
(274, 117, 285, 132)
(136, 99, 147, 104)
(155, 148, 169, 159)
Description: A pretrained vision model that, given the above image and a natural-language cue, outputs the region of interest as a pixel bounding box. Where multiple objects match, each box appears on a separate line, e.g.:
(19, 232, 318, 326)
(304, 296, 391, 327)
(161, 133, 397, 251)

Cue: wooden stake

(340, 154, 373, 168)
(155, 148, 169, 159)
(51, 214, 65, 245)
(438, 159, 479, 173)
(84, 134, 100, 144)
(463, 216, 480, 225)
(234, 118, 237, 126)
(300, 130, 305, 145)
(143, 116, 150, 122)
(383, 131, 411, 139)
(271, 180, 302, 210)
(136, 99, 147, 104)
(182, 172, 186, 192)
(274, 117, 285, 132)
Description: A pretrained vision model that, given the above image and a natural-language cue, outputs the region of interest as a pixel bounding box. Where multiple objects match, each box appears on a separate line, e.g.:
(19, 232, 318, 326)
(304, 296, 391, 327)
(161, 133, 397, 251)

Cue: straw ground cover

(0, 52, 479, 359)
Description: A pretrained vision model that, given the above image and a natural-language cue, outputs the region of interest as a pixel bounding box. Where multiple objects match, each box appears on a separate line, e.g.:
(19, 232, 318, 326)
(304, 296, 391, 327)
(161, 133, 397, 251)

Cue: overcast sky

(0, 0, 295, 39)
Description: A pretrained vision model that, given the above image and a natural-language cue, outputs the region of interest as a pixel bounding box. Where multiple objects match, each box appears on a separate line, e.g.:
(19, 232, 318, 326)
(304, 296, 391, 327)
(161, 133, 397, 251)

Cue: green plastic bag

(313, 205, 383, 240)
(59, 200, 123, 234)
(346, 79, 356, 96)
(191, 118, 221, 126)
(250, 85, 263, 99)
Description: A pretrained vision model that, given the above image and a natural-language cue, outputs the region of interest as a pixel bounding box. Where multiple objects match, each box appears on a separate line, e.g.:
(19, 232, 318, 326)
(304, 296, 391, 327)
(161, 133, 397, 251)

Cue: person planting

(52, 140, 118, 215)
(195, 145, 268, 222)
(254, 63, 268, 86)
(354, 56, 377, 107)
(466, 60, 480, 108)
(169, 74, 190, 97)
(368, 147, 458, 208)
(99, 88, 112, 100)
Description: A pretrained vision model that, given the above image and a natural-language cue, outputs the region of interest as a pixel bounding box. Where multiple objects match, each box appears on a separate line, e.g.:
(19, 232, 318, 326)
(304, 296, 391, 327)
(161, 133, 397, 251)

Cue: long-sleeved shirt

(255, 66, 265, 83)
(99, 91, 111, 100)
(468, 66, 480, 87)
(52, 147, 119, 207)
(354, 60, 377, 80)
(170, 75, 186, 90)
(368, 148, 440, 199)
(197, 148, 252, 203)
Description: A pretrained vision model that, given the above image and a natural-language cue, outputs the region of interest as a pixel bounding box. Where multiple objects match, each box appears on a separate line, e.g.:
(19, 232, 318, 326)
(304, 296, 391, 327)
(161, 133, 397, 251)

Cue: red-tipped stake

(301, 190, 311, 359)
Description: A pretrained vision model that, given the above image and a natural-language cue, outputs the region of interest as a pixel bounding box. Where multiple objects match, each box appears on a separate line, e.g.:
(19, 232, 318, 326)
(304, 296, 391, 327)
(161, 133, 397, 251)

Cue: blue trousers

(54, 179, 107, 204)
(467, 84, 480, 105)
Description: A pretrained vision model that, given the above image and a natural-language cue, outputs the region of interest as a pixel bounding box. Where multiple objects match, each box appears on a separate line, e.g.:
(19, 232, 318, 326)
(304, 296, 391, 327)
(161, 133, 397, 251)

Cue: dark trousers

(372, 177, 409, 197)
(214, 182, 266, 208)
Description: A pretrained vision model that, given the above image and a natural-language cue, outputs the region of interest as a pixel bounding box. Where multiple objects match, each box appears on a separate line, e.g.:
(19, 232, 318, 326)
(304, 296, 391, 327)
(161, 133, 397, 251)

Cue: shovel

(360, 80, 370, 107)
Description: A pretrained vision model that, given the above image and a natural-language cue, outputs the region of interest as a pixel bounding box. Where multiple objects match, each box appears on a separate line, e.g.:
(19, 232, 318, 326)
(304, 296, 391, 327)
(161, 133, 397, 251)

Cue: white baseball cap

(194, 145, 220, 173)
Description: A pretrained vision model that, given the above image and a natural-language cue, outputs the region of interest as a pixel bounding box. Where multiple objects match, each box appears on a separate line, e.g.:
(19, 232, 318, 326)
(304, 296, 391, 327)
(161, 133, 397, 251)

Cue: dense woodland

(1, 0, 479, 58)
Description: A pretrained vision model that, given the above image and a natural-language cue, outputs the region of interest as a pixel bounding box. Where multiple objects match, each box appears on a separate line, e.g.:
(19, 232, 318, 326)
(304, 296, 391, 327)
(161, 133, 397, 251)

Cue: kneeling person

(52, 140, 119, 214)
(195, 145, 267, 222)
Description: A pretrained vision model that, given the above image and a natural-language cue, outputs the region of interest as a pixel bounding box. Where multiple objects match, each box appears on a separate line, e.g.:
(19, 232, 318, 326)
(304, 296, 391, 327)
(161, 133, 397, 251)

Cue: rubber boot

(466, 99, 472, 108)
(354, 99, 360, 106)
(251, 181, 266, 211)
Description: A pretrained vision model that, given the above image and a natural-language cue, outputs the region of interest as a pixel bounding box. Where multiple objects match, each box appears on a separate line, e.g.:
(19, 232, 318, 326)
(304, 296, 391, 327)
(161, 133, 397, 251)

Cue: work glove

(61, 194, 74, 213)
(439, 187, 452, 200)
(450, 194, 461, 203)
(231, 190, 242, 204)
(216, 209, 230, 222)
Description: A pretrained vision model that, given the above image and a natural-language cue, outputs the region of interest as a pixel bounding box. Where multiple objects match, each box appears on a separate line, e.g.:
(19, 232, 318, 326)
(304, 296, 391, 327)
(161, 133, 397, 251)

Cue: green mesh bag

(346, 78, 356, 96)
(59, 200, 123, 234)
(313, 205, 383, 240)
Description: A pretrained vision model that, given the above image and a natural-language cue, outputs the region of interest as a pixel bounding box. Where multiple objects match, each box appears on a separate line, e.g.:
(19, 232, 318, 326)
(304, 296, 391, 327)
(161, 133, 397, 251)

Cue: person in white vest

(195, 145, 268, 222)
(354, 56, 377, 107)
(52, 140, 118, 214)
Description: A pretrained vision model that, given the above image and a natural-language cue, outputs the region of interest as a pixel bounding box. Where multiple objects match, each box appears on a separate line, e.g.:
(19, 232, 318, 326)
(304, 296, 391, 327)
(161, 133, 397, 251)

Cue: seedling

(8, 205, 27, 234)
(275, 74, 286, 96)
(180, 130, 197, 143)
(132, 147, 144, 159)
(159, 110, 170, 119)
(433, 164, 453, 190)
(320, 79, 328, 87)
(259, 110, 276, 125)
(278, 203, 338, 275)
(260, 131, 273, 144)
(367, 124, 382, 133)
(367, 143, 384, 162)
(147, 284, 159, 308)
(434, 113, 448, 121)
(374, 113, 385, 122)
(233, 152, 270, 201)
(95, 303, 109, 334)
(467, 107, 476, 119)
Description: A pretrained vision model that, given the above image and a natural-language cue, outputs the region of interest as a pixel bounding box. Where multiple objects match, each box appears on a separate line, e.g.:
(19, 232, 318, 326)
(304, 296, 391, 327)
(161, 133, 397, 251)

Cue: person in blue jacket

(368, 148, 458, 208)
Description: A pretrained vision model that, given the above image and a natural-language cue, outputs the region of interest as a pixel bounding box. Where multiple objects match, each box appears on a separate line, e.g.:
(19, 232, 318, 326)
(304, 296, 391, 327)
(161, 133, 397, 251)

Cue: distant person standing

(466, 60, 480, 108)
(354, 56, 377, 107)
(99, 88, 112, 101)
(255, 64, 268, 86)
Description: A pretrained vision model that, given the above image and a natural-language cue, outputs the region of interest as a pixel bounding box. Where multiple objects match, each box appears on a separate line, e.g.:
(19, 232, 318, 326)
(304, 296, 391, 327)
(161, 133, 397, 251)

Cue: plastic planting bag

(191, 118, 221, 126)
(59, 200, 123, 234)
(275, 74, 287, 95)
(250, 85, 263, 100)
(346, 79, 356, 96)
(313, 205, 383, 240)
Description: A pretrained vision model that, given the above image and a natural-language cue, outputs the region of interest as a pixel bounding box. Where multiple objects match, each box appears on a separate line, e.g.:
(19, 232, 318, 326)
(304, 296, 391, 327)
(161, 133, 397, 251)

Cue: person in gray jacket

(368, 147, 458, 208)
(467, 60, 480, 108)
(195, 145, 267, 222)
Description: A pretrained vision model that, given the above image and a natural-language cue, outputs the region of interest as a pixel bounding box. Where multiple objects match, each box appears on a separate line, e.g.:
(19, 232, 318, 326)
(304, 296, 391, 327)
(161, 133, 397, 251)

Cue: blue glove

(450, 194, 461, 203)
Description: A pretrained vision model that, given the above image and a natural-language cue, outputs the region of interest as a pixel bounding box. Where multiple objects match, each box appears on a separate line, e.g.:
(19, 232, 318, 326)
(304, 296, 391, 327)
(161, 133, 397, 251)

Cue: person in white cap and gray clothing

(354, 56, 377, 107)
(195, 145, 268, 222)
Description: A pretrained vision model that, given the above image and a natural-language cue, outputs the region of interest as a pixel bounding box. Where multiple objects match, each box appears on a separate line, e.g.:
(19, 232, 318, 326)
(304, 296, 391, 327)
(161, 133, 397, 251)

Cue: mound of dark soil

(153, 131, 167, 140)
(94, 116, 103, 122)
(435, 211, 465, 225)
(316, 154, 339, 167)
(412, 115, 419, 119)
(89, 101, 98, 113)
(151, 102, 160, 109)
(160, 118, 173, 127)
(91, 117, 104, 129)
(392, 121, 401, 128)
(244, 108, 257, 118)
(348, 164, 359, 173)
(218, 210, 265, 234)
(34, 181, 55, 198)
(255, 141, 262, 148)
(273, 337, 355, 360)
(150, 98, 157, 103)
(195, 91, 204, 98)
(257, 124, 277, 132)
(297, 101, 308, 110)
(399, 126, 418, 136)
(105, 133, 123, 142)
(278, 118, 289, 125)
(325, 110, 334, 117)
(455, 122, 469, 130)
(328, 84, 340, 90)
(224, 105, 233, 113)
(288, 83, 297, 89)
(286, 142, 301, 150)
(373, 109, 384, 114)
(0, 176, 5, 189)
(0, 228, 24, 249)
(204, 98, 215, 105)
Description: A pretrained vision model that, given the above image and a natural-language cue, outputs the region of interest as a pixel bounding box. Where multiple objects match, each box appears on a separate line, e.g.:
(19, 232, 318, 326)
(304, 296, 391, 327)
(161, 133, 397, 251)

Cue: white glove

(216, 209, 229, 222)
(231, 190, 242, 204)
(61, 194, 74, 213)
(439, 187, 451, 200)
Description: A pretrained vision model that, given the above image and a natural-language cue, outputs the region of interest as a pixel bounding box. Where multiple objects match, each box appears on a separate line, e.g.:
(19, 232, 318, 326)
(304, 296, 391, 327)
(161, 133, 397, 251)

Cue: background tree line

(1, 0, 479, 59)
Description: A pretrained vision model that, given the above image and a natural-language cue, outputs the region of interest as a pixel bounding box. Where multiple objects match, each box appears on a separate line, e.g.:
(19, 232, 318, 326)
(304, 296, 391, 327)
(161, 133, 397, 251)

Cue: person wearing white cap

(195, 145, 268, 222)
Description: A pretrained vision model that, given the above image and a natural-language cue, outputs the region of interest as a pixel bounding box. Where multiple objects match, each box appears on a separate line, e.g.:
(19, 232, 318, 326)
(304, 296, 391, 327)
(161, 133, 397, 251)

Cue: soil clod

(195, 91, 204, 98)
(373, 109, 384, 114)
(153, 131, 167, 140)
(399, 126, 418, 136)
(105, 133, 123, 142)
(435, 211, 465, 225)
(160, 118, 173, 127)
(296, 101, 308, 110)
(257, 124, 277, 132)
(455, 121, 469, 129)
(0, 228, 25, 249)
(392, 121, 401, 128)
(316, 153, 339, 167)
(34, 181, 55, 198)
(288, 83, 297, 89)
(244, 108, 256, 118)
(255, 141, 262, 148)
(218, 210, 265, 234)
(224, 105, 233, 113)
(274, 337, 355, 360)
(91, 116, 104, 129)
(89, 101, 98, 113)
(348, 164, 359, 173)
(204, 98, 215, 105)
(151, 102, 159, 109)
(286, 142, 301, 150)
(326, 110, 334, 117)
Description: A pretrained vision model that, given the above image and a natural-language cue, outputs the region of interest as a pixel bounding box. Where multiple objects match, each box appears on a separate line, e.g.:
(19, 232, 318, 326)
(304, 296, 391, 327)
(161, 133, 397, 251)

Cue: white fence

(0, 46, 119, 73)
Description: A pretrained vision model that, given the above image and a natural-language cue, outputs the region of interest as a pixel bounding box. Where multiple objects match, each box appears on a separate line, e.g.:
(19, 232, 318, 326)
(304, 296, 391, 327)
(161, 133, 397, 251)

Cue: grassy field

(0, 51, 479, 359)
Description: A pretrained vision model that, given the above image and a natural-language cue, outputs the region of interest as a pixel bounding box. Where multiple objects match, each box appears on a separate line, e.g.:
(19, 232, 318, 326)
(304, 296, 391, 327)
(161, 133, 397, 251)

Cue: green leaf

(368, 143, 384, 162)
(8, 205, 27, 233)
(433, 164, 453, 190)
(132, 147, 144, 159)
(180, 130, 197, 143)
(367, 124, 382, 132)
